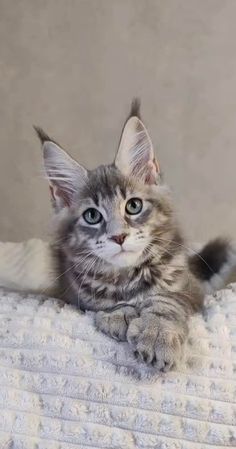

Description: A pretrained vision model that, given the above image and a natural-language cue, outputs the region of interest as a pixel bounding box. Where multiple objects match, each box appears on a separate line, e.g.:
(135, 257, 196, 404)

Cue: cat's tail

(0, 239, 58, 296)
(188, 238, 236, 293)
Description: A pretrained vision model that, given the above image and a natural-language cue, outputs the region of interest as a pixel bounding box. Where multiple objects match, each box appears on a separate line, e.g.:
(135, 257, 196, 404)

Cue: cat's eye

(83, 208, 103, 225)
(125, 198, 143, 215)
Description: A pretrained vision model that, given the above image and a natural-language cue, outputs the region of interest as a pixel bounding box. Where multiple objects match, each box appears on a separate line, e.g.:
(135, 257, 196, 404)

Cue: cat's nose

(110, 233, 127, 245)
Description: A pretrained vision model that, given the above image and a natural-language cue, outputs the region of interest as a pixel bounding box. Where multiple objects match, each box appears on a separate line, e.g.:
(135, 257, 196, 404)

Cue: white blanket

(0, 283, 236, 448)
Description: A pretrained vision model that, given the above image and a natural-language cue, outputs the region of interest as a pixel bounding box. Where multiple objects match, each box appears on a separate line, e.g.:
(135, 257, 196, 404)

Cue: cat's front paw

(95, 307, 138, 342)
(127, 315, 186, 371)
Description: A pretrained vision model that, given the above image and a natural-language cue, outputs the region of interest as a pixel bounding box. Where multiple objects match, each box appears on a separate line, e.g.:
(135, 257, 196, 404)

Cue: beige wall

(0, 0, 236, 242)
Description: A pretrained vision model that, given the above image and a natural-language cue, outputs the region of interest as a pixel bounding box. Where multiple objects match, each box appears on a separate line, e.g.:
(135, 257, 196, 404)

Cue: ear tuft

(34, 126, 53, 145)
(129, 98, 141, 119)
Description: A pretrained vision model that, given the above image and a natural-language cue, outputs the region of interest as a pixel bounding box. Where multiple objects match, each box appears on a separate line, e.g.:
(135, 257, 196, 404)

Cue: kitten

(35, 100, 235, 371)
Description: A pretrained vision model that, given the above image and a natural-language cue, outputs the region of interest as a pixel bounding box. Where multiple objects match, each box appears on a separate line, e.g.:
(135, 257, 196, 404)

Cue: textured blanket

(0, 284, 236, 448)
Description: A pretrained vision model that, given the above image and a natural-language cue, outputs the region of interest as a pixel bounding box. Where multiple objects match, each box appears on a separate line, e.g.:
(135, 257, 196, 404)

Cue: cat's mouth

(109, 247, 143, 266)
(97, 243, 145, 267)
(115, 249, 133, 256)
(114, 246, 136, 256)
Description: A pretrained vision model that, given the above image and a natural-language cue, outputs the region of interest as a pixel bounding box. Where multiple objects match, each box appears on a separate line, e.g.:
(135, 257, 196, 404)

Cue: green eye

(125, 198, 143, 215)
(83, 208, 103, 225)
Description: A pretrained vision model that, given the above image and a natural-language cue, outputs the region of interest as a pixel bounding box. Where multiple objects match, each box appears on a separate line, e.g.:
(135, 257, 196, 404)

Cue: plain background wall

(0, 0, 236, 243)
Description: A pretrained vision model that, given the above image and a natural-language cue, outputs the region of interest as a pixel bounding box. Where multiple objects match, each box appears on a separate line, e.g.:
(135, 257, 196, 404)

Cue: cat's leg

(127, 299, 189, 371)
(95, 306, 138, 341)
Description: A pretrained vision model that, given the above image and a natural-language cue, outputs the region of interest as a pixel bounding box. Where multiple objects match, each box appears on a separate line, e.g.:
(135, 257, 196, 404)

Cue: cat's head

(37, 100, 174, 269)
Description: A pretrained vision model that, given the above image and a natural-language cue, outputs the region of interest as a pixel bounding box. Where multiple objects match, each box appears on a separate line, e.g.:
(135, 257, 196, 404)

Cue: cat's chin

(106, 250, 143, 268)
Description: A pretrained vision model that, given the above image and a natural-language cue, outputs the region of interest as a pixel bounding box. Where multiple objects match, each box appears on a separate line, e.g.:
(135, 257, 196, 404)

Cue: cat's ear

(35, 127, 88, 209)
(114, 100, 160, 184)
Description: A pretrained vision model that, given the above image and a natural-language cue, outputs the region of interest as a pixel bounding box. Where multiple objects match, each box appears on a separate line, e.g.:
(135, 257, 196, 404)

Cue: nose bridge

(106, 212, 127, 237)
(105, 195, 127, 236)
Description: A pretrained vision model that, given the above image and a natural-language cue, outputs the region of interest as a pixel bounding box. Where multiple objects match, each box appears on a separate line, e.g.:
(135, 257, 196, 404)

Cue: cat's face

(80, 180, 149, 268)
(63, 166, 171, 268)
(38, 100, 172, 270)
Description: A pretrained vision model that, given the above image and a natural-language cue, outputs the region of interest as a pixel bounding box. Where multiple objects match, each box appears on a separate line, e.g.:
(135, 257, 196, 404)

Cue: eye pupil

(125, 198, 143, 215)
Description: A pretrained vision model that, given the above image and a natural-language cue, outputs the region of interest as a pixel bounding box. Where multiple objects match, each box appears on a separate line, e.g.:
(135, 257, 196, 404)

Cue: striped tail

(188, 238, 236, 293)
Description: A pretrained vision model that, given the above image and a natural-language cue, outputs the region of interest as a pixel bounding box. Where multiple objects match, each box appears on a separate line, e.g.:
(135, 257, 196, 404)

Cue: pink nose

(110, 234, 127, 245)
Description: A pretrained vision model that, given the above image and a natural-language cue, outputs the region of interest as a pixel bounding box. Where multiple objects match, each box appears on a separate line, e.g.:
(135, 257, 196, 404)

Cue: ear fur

(114, 99, 160, 184)
(34, 126, 87, 209)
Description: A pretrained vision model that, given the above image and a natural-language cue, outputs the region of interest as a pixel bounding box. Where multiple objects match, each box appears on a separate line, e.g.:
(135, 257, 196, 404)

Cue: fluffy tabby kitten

(35, 100, 234, 371)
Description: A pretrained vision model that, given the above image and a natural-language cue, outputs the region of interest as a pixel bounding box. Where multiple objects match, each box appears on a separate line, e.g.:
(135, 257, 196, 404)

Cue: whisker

(41, 249, 95, 296)
(77, 257, 98, 301)
(152, 236, 215, 275)
(61, 254, 96, 299)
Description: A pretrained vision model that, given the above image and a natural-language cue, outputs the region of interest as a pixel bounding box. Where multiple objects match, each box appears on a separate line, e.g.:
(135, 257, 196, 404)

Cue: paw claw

(96, 307, 137, 342)
(127, 314, 184, 371)
(151, 355, 157, 366)
(142, 351, 149, 363)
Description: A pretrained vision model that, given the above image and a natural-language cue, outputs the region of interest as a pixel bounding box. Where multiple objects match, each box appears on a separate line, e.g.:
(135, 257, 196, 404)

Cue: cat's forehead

(81, 165, 132, 203)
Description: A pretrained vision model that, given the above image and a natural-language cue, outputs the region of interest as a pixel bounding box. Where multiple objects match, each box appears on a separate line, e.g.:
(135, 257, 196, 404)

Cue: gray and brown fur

(36, 100, 235, 371)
